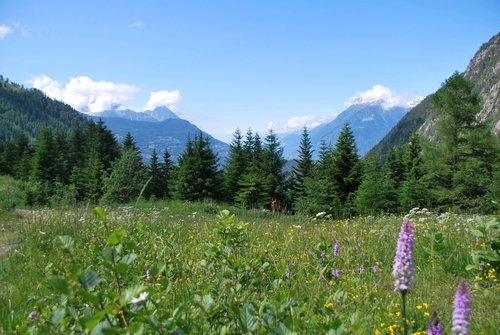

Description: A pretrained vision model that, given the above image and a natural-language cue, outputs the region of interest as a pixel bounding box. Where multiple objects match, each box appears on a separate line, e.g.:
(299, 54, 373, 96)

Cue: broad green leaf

(240, 303, 258, 332)
(120, 253, 138, 265)
(50, 307, 66, 325)
(107, 229, 126, 246)
(57, 235, 75, 251)
(80, 269, 101, 290)
(94, 207, 107, 221)
(119, 285, 146, 306)
(49, 276, 70, 295)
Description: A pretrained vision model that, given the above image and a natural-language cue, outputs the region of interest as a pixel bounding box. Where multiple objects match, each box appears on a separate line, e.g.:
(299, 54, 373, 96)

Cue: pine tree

(431, 73, 499, 211)
(291, 127, 314, 200)
(384, 147, 405, 190)
(145, 149, 165, 199)
(102, 148, 147, 204)
(223, 129, 248, 203)
(262, 129, 286, 205)
(31, 127, 57, 184)
(330, 123, 361, 208)
(86, 119, 120, 172)
(355, 158, 397, 215)
(161, 149, 176, 199)
(122, 132, 139, 152)
(67, 124, 86, 173)
(176, 133, 221, 201)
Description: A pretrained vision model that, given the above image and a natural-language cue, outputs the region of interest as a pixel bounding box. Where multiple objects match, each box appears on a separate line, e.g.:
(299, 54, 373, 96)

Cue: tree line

(0, 73, 498, 214)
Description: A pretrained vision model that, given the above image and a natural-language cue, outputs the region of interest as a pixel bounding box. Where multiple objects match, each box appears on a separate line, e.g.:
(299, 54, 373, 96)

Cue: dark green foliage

(384, 147, 405, 190)
(102, 149, 147, 204)
(429, 73, 499, 212)
(0, 77, 86, 142)
(176, 133, 221, 201)
(235, 170, 269, 208)
(223, 129, 247, 203)
(145, 149, 167, 199)
(85, 120, 121, 172)
(330, 123, 361, 207)
(290, 127, 314, 205)
(261, 129, 287, 205)
(161, 149, 176, 199)
(355, 158, 397, 215)
(122, 132, 139, 152)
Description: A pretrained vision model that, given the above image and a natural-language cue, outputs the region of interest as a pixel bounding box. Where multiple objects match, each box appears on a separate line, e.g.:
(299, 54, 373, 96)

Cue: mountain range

(369, 32, 500, 159)
(87, 111, 229, 162)
(282, 103, 409, 159)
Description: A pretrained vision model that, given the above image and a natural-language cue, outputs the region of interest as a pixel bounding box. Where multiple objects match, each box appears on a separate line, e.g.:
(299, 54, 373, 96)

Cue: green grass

(0, 201, 498, 334)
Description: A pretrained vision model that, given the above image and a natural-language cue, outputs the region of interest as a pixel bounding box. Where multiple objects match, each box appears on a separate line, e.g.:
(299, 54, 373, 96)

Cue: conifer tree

(161, 149, 176, 199)
(223, 129, 247, 203)
(355, 158, 397, 215)
(291, 127, 314, 200)
(176, 133, 221, 201)
(145, 149, 165, 199)
(330, 123, 361, 209)
(261, 129, 286, 205)
(102, 148, 147, 203)
(431, 73, 499, 211)
(122, 132, 138, 152)
(85, 119, 120, 172)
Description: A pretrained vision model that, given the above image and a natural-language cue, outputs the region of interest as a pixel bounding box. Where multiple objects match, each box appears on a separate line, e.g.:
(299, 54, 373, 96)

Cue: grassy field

(0, 200, 498, 334)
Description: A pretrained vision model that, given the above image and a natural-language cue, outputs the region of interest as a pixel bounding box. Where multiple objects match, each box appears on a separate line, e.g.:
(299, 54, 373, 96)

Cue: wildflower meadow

(0, 202, 498, 334)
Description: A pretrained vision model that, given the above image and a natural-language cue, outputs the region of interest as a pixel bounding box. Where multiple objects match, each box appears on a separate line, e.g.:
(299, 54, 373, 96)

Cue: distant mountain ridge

(369, 32, 500, 160)
(282, 103, 408, 159)
(94, 105, 179, 122)
(87, 114, 230, 162)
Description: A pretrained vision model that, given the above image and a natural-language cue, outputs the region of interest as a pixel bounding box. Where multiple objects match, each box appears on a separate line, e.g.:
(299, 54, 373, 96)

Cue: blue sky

(0, 1, 498, 141)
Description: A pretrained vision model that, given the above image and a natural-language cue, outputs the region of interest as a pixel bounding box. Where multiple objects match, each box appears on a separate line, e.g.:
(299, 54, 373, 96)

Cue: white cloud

(144, 90, 181, 111)
(21, 28, 31, 38)
(31, 75, 139, 114)
(286, 114, 337, 131)
(130, 21, 144, 28)
(344, 85, 420, 109)
(0, 24, 12, 39)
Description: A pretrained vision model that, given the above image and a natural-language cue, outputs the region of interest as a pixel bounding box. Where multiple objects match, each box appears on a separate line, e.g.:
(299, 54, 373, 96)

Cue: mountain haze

(369, 32, 500, 160)
(282, 103, 408, 158)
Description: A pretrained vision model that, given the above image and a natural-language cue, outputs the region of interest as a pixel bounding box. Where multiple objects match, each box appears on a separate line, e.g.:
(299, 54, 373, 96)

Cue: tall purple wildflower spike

(452, 280, 471, 335)
(428, 312, 443, 335)
(392, 218, 414, 292)
(334, 240, 340, 256)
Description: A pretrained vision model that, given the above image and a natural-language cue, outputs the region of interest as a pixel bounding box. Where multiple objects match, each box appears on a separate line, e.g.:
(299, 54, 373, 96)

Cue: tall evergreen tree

(291, 127, 314, 200)
(31, 127, 57, 184)
(355, 158, 397, 215)
(85, 119, 120, 172)
(223, 129, 247, 203)
(176, 133, 221, 201)
(431, 73, 499, 211)
(67, 124, 86, 173)
(102, 148, 147, 204)
(399, 132, 428, 211)
(145, 149, 166, 199)
(122, 132, 139, 152)
(161, 149, 176, 199)
(261, 129, 286, 205)
(384, 147, 405, 190)
(330, 123, 361, 208)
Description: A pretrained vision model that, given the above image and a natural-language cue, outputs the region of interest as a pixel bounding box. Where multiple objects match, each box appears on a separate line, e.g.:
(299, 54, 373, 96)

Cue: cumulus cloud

(31, 75, 139, 114)
(344, 85, 421, 109)
(143, 90, 181, 111)
(286, 115, 335, 131)
(0, 24, 12, 39)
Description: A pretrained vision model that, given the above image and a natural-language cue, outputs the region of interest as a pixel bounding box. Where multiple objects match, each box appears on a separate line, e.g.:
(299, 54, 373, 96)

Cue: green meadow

(0, 200, 498, 334)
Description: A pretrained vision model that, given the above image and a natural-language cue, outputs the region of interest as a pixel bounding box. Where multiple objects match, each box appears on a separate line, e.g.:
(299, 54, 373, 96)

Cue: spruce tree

(262, 129, 286, 205)
(161, 149, 176, 199)
(291, 127, 314, 200)
(431, 73, 499, 211)
(330, 123, 361, 209)
(176, 133, 221, 201)
(145, 149, 165, 199)
(102, 148, 147, 204)
(122, 132, 139, 152)
(355, 158, 397, 215)
(223, 129, 247, 203)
